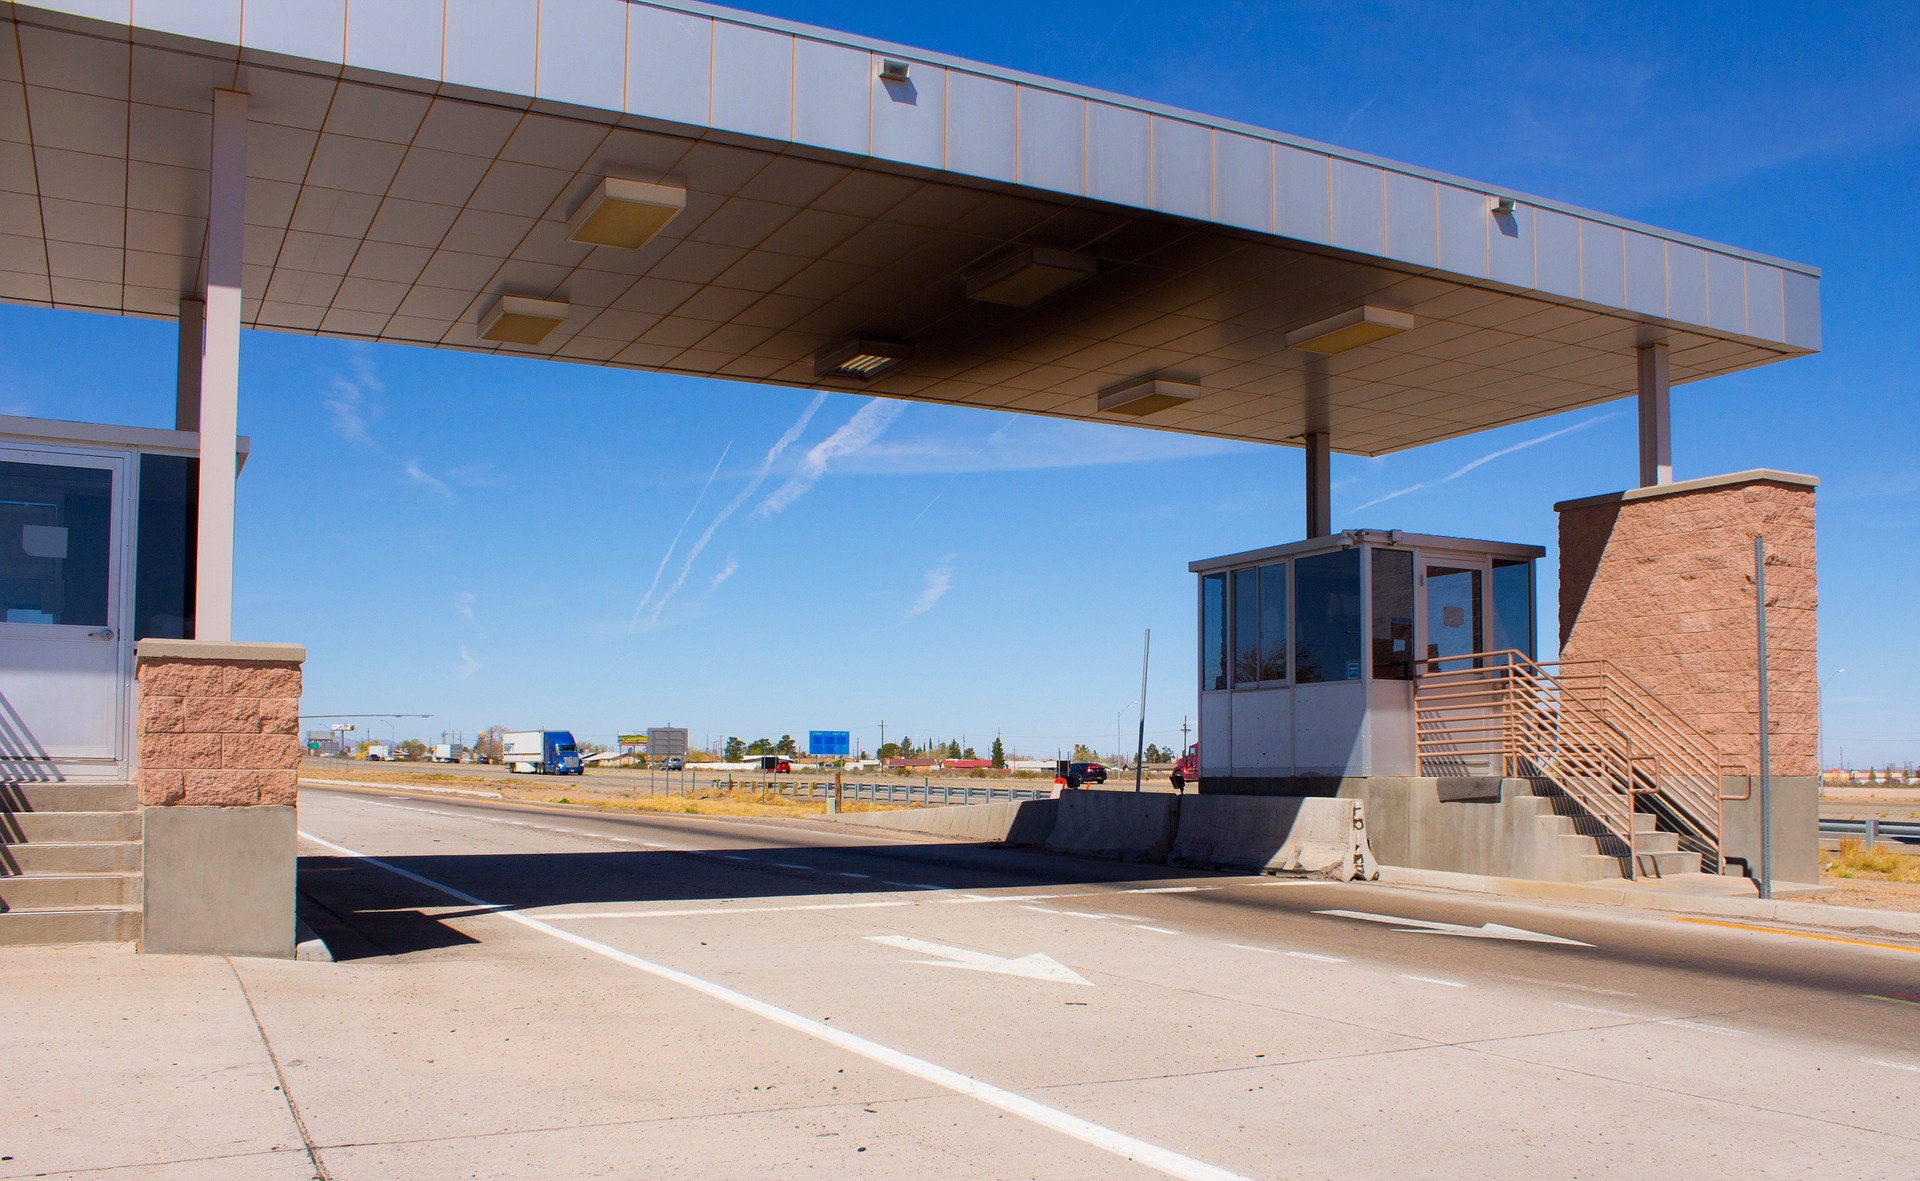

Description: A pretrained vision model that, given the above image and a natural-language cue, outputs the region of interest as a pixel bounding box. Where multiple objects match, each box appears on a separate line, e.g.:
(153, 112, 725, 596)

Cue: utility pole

(1181, 716, 1190, 754)
(1135, 628, 1150, 792)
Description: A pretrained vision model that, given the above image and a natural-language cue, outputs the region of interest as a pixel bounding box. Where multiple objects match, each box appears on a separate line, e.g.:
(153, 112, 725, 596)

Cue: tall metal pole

(1755, 537, 1772, 901)
(1135, 628, 1150, 792)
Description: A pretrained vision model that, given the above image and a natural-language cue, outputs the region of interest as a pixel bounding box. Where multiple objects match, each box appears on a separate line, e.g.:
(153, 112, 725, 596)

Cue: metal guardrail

(651, 779, 1056, 806)
(1818, 818, 1920, 848)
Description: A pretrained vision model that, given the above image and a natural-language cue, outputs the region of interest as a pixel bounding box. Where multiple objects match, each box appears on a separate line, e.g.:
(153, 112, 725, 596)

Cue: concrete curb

(299, 777, 504, 800)
(293, 918, 333, 962)
(1378, 865, 1920, 937)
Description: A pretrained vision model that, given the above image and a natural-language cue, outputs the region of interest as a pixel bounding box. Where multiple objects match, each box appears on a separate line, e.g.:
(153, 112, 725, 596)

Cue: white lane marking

(942, 893, 1092, 905)
(1020, 906, 1150, 923)
(1316, 909, 1593, 947)
(866, 935, 1092, 986)
(836, 872, 872, 879)
(1556, 1003, 1746, 1037)
(1134, 926, 1181, 936)
(1124, 886, 1214, 894)
(1401, 974, 1468, 988)
(1505, 974, 1635, 998)
(544, 901, 912, 920)
(1287, 951, 1346, 963)
(772, 862, 811, 870)
(1862, 1057, 1920, 1074)
(721, 855, 752, 862)
(1227, 943, 1278, 954)
(298, 831, 1245, 1181)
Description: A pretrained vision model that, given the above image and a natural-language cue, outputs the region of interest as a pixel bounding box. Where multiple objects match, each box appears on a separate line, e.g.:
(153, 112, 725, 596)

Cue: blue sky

(4, 1, 1915, 764)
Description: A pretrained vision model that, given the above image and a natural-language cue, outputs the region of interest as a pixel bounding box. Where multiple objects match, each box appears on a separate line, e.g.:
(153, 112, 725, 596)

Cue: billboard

(809, 730, 851, 757)
(648, 727, 689, 758)
(617, 733, 648, 747)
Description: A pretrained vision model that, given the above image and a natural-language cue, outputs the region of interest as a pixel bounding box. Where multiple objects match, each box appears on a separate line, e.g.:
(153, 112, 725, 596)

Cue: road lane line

(1556, 1002, 1745, 1036)
(1861, 1057, 1920, 1073)
(836, 872, 872, 879)
(1226, 944, 1278, 954)
(1864, 994, 1920, 1007)
(1284, 951, 1345, 963)
(543, 901, 912, 919)
(1125, 886, 1215, 894)
(772, 863, 811, 870)
(1134, 926, 1181, 935)
(1670, 917, 1920, 954)
(1401, 974, 1467, 988)
(296, 829, 1253, 1181)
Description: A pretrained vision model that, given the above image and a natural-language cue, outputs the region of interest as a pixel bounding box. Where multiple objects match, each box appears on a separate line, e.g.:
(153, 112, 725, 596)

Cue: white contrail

(642, 393, 827, 629)
(628, 442, 730, 630)
(756, 399, 904, 517)
(1348, 414, 1612, 513)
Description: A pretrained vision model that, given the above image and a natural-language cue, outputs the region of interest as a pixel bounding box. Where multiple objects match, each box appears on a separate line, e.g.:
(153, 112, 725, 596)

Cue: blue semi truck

(503, 729, 584, 775)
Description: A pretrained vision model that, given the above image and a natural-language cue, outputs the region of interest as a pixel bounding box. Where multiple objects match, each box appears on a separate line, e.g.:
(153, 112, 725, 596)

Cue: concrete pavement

(5, 784, 1917, 1179)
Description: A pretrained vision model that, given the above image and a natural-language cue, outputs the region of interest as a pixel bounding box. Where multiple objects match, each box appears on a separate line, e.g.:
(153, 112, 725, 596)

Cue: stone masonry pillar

(1556, 470, 1818, 883)
(134, 638, 304, 957)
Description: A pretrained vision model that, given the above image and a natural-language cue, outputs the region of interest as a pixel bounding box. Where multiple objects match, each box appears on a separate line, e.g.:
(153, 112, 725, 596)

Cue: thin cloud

(1343, 95, 1376, 132)
(908, 554, 958, 617)
(403, 459, 455, 501)
(456, 591, 476, 621)
(454, 646, 480, 678)
(640, 393, 827, 630)
(325, 347, 382, 448)
(757, 399, 904, 516)
(709, 556, 739, 589)
(629, 443, 731, 629)
(1348, 414, 1613, 514)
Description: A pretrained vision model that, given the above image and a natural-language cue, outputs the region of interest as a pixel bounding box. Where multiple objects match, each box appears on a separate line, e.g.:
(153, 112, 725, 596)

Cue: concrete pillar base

(142, 805, 296, 957)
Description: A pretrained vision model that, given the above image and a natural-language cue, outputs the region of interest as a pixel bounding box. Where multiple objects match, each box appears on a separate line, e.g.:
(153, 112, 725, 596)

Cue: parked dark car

(1067, 761, 1107, 785)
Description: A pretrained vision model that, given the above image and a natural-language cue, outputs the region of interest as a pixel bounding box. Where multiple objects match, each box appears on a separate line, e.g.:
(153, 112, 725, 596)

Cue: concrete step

(1632, 830, 1682, 854)
(1, 810, 141, 843)
(0, 873, 138, 910)
(0, 841, 141, 875)
(1632, 849, 1703, 878)
(0, 907, 138, 946)
(1631, 812, 1662, 834)
(0, 781, 137, 813)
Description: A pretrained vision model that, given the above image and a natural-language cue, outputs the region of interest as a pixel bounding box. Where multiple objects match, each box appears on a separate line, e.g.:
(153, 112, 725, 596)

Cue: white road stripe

(1134, 926, 1181, 936)
(1861, 1057, 1920, 1073)
(1124, 886, 1214, 894)
(772, 862, 811, 870)
(1286, 951, 1345, 963)
(297, 829, 1253, 1181)
(544, 901, 912, 920)
(1401, 974, 1467, 988)
(1556, 1002, 1745, 1036)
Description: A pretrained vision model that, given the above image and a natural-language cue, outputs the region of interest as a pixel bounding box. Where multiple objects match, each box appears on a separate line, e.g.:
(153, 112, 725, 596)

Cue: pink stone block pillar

(134, 638, 305, 957)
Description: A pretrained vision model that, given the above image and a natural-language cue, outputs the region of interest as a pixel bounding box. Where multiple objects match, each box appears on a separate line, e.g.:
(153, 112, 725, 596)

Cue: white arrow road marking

(866, 935, 1093, 986)
(1316, 909, 1593, 946)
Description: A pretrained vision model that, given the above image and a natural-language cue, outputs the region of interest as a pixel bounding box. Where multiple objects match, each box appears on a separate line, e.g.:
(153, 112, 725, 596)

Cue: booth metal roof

(1, 0, 1820, 456)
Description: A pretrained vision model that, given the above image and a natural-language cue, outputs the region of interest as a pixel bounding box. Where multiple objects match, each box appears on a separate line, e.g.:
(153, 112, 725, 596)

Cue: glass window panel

(1424, 565, 1484, 671)
(1294, 548, 1362, 683)
(1200, 572, 1226, 691)
(1491, 557, 1535, 662)
(1232, 567, 1259, 685)
(0, 459, 112, 627)
(135, 454, 197, 640)
(1371, 548, 1415, 680)
(1258, 562, 1288, 681)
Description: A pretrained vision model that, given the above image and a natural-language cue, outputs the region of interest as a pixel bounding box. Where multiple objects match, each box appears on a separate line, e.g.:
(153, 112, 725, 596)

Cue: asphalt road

(269, 783, 1920, 1179)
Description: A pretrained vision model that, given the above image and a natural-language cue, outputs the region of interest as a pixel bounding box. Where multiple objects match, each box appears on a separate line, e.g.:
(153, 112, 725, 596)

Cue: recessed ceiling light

(478, 295, 569, 345)
(815, 338, 911, 381)
(1285, 306, 1415, 355)
(1096, 377, 1201, 417)
(564, 177, 686, 250)
(965, 246, 1097, 307)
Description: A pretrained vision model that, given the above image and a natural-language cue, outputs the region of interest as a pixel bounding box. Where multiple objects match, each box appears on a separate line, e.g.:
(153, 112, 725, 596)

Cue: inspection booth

(1189, 530, 1542, 792)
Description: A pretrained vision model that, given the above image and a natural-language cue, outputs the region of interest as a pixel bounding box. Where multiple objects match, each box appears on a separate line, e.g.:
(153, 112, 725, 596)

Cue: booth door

(0, 446, 128, 765)
(1422, 561, 1486, 670)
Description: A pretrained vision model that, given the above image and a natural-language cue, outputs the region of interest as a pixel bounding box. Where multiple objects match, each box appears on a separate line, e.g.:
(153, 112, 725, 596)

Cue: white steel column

(1637, 342, 1672, 487)
(1304, 431, 1331, 539)
(175, 297, 203, 431)
(195, 89, 246, 641)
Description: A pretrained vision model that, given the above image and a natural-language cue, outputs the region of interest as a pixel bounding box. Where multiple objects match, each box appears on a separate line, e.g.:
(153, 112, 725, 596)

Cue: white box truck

(365, 744, 391, 762)
(431, 743, 468, 763)
(503, 730, 583, 775)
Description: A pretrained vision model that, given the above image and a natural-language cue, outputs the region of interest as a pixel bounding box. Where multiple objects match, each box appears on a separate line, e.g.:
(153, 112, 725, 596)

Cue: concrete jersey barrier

(1170, 796, 1379, 881)
(830, 799, 1058, 845)
(1044, 790, 1177, 862)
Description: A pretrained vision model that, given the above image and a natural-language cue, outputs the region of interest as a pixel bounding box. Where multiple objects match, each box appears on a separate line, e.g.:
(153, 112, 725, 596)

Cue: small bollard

(832, 770, 843, 814)
(1865, 817, 1879, 849)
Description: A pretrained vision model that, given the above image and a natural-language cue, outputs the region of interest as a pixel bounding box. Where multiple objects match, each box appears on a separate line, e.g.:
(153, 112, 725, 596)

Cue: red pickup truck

(1171, 744, 1198, 791)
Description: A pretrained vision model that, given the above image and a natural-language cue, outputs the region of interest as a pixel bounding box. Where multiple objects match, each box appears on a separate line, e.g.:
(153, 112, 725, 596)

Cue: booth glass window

(1294, 548, 1361, 683)
(1491, 557, 1534, 661)
(0, 459, 111, 626)
(1371, 548, 1415, 680)
(1232, 567, 1259, 684)
(1201, 572, 1226, 690)
(1258, 562, 1288, 681)
(134, 454, 197, 640)
(1425, 565, 1484, 671)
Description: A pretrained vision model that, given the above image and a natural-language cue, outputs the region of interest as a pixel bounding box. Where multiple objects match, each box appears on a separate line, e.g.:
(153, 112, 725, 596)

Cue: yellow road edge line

(1670, 916, 1920, 953)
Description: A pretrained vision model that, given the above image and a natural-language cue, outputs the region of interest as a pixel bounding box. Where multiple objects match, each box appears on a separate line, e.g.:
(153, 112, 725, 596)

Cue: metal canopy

(1, 1, 1819, 456)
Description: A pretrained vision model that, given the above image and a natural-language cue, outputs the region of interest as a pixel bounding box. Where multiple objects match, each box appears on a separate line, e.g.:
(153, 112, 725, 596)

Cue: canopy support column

(1637, 342, 1671, 488)
(175, 298, 203, 432)
(1305, 431, 1331, 539)
(195, 89, 246, 642)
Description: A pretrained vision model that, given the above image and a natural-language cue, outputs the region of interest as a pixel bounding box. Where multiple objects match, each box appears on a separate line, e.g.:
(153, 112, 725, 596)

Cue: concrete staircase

(1524, 779, 1701, 881)
(0, 781, 142, 946)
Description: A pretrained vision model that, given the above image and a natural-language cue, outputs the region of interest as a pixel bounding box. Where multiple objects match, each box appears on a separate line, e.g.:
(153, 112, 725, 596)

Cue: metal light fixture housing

(1096, 376, 1201, 417)
(1285, 306, 1416, 355)
(965, 246, 1097, 307)
(564, 177, 686, 250)
(815, 338, 912, 381)
(478, 294, 570, 345)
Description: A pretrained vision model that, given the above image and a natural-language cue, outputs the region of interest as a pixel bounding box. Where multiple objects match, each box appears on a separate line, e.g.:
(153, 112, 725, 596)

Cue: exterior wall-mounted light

(564, 178, 686, 251)
(1489, 195, 1517, 216)
(879, 59, 910, 82)
(815, 338, 912, 381)
(1285, 306, 1415, 355)
(478, 295, 570, 345)
(1096, 376, 1201, 417)
(965, 246, 1097, 307)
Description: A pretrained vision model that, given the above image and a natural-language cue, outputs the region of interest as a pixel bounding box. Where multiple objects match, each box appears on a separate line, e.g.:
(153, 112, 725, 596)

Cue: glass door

(1421, 561, 1485, 673)
(0, 446, 128, 764)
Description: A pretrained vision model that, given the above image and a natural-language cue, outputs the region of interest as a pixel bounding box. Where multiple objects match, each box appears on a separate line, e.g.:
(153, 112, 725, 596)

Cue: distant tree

(962, 746, 977, 760)
(946, 739, 961, 759)
(990, 737, 1005, 769)
(577, 740, 606, 757)
(397, 739, 428, 760)
(746, 737, 774, 756)
(897, 736, 914, 757)
(479, 725, 507, 762)
(876, 742, 903, 760)
(1072, 742, 1097, 761)
(775, 734, 797, 755)
(724, 736, 745, 761)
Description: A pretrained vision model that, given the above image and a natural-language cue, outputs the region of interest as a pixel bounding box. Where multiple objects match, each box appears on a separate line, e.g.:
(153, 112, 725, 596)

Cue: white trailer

(431, 743, 467, 763)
